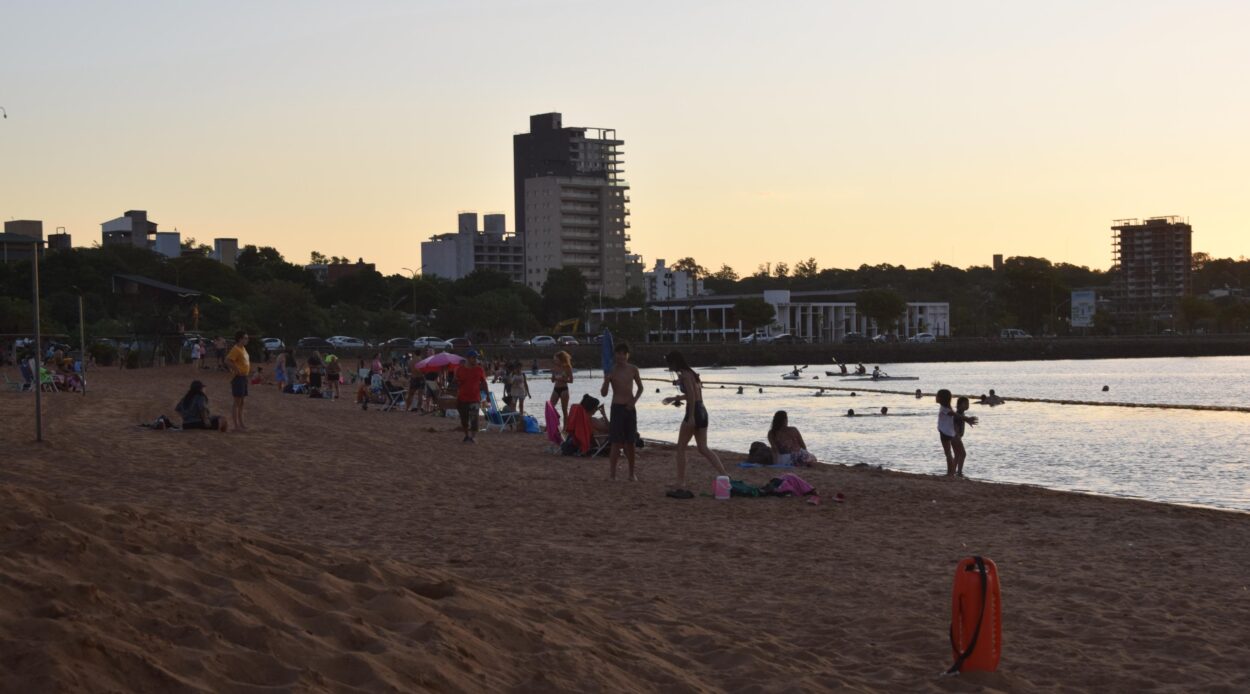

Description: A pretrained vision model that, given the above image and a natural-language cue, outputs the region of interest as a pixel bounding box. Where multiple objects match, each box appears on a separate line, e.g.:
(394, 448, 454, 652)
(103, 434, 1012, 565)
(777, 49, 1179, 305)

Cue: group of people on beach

(168, 330, 989, 491)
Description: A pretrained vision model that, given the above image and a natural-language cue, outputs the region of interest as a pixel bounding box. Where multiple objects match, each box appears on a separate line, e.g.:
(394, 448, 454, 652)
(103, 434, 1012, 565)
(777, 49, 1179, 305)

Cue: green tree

(239, 280, 326, 341)
(541, 267, 589, 324)
(733, 297, 776, 333)
(794, 257, 819, 278)
(671, 257, 708, 279)
(856, 289, 907, 334)
(310, 251, 327, 265)
(1177, 295, 1216, 332)
(773, 261, 790, 278)
(710, 264, 738, 281)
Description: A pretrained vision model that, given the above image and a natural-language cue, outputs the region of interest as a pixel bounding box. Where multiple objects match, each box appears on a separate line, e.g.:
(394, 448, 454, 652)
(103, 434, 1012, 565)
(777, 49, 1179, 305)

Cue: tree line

(2, 245, 1247, 345)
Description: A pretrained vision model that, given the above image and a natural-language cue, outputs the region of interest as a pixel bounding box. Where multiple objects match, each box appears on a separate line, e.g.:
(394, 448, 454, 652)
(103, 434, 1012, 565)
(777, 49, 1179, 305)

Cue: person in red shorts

(454, 350, 489, 443)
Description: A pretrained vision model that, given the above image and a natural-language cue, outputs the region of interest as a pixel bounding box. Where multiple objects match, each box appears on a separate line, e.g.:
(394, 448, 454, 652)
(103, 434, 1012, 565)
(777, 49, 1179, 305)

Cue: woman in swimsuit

(665, 351, 727, 496)
(550, 351, 573, 422)
(767, 410, 816, 466)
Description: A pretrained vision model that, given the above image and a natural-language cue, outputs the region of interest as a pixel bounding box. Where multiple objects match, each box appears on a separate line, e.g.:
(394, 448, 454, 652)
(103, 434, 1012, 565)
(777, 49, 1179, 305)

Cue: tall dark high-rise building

(513, 113, 631, 297)
(1111, 216, 1193, 323)
(513, 113, 623, 236)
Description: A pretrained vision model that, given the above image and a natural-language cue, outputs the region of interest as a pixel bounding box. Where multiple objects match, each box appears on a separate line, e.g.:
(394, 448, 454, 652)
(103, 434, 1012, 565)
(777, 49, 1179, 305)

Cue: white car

(327, 336, 366, 349)
(261, 337, 285, 351)
(908, 332, 936, 343)
(528, 335, 557, 347)
(413, 336, 448, 349)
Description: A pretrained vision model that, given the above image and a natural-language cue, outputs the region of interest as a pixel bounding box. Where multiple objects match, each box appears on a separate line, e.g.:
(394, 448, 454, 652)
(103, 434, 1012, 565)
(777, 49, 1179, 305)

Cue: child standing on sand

(953, 396, 975, 476)
(936, 389, 977, 477)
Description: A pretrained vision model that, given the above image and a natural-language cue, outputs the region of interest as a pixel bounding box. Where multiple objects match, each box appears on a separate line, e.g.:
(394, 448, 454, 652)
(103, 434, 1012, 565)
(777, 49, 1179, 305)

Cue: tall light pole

(23, 234, 45, 441)
(401, 265, 426, 324)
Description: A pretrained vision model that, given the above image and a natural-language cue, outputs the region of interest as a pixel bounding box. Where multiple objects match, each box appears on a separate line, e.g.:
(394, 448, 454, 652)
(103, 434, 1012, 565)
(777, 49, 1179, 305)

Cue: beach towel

(544, 402, 562, 446)
(770, 473, 816, 497)
(563, 404, 593, 455)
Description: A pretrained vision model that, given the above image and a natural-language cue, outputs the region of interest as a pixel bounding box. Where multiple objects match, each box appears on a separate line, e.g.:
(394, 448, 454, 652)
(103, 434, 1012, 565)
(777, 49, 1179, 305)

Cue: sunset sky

(2, 0, 1248, 278)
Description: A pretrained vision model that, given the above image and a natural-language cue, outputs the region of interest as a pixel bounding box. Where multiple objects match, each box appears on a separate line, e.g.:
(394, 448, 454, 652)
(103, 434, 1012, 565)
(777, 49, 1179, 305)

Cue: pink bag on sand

(774, 473, 815, 497)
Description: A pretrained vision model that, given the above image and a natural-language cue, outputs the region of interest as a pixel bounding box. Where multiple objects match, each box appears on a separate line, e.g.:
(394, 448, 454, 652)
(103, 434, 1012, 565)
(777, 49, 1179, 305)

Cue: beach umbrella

(600, 328, 614, 375)
(415, 351, 464, 373)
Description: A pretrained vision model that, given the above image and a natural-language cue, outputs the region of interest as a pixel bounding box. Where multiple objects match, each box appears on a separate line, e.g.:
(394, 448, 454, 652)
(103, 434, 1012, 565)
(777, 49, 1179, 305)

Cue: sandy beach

(2, 366, 1249, 692)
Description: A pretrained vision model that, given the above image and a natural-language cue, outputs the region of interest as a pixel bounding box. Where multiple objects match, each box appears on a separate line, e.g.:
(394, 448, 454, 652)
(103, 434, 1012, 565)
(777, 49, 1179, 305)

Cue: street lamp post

(32, 240, 43, 441)
(401, 265, 426, 322)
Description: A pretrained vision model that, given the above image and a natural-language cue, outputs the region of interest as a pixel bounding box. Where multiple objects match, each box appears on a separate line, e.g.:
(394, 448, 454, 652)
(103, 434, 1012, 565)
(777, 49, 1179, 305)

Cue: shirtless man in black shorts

(600, 342, 644, 481)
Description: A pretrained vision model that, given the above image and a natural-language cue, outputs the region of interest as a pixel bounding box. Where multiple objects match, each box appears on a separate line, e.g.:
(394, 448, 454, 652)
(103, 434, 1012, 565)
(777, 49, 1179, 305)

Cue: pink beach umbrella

(415, 352, 465, 373)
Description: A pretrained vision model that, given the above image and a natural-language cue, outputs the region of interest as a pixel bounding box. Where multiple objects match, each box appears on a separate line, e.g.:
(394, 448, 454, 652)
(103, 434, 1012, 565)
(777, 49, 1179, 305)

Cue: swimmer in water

(846, 408, 856, 417)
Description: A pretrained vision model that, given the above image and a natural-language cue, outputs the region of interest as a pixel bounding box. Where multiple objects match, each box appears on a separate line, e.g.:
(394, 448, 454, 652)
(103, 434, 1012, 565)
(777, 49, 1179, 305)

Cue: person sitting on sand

(175, 380, 228, 431)
(767, 411, 816, 466)
(250, 366, 265, 385)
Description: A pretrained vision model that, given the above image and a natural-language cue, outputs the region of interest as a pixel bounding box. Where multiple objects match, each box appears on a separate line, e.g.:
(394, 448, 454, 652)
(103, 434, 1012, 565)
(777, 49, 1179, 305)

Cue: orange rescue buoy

(947, 556, 1001, 673)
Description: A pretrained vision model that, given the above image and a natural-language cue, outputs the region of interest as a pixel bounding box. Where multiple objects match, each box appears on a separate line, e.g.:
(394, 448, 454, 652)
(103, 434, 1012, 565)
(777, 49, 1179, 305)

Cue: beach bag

(747, 441, 772, 465)
(730, 480, 762, 497)
(523, 415, 540, 434)
(560, 437, 580, 456)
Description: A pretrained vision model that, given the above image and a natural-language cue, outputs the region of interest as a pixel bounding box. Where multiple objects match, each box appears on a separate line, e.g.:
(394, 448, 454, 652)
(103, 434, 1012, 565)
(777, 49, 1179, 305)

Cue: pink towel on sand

(545, 401, 562, 445)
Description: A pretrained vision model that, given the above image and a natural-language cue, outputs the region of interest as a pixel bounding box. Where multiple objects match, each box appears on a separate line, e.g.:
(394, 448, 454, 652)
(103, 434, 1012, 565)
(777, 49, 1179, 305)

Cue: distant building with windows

(514, 113, 631, 297)
(643, 259, 703, 302)
(101, 210, 158, 248)
(421, 212, 524, 283)
(590, 289, 949, 343)
(1111, 216, 1192, 324)
(2, 220, 44, 263)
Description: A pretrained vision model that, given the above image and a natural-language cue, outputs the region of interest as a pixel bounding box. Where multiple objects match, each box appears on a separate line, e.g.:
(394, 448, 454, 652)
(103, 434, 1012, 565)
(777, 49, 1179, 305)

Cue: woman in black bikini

(550, 351, 573, 423)
(665, 351, 727, 497)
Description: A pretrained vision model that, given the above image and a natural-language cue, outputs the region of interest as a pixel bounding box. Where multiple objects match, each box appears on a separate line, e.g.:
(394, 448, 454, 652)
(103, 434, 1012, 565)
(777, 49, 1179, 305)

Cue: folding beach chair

(4, 371, 28, 392)
(380, 381, 408, 411)
(482, 392, 519, 432)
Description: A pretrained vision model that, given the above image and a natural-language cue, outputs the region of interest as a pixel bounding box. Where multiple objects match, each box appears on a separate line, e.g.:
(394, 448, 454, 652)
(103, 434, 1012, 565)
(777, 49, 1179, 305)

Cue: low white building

(591, 289, 950, 343)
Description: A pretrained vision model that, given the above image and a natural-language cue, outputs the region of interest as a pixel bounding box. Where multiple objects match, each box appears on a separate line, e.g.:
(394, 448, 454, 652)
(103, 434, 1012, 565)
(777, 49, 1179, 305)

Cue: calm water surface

(533, 356, 1250, 512)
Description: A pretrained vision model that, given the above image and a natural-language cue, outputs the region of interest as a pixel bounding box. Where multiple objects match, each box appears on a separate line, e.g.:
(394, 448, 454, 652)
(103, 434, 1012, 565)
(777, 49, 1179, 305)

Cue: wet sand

(2, 366, 1248, 692)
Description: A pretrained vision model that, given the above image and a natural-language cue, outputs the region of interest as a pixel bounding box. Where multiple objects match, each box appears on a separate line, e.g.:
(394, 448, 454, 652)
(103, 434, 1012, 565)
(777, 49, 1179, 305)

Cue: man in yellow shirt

(226, 331, 251, 431)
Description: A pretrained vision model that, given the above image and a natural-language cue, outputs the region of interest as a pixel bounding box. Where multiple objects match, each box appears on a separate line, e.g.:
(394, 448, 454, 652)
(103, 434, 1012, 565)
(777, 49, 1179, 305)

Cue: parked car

(528, 335, 557, 347)
(842, 332, 868, 344)
(999, 328, 1032, 340)
(556, 335, 579, 346)
(260, 337, 285, 351)
(446, 337, 473, 350)
(871, 333, 899, 344)
(381, 337, 415, 350)
(413, 336, 448, 350)
(908, 332, 936, 343)
(296, 336, 332, 349)
(327, 336, 366, 349)
(770, 333, 805, 344)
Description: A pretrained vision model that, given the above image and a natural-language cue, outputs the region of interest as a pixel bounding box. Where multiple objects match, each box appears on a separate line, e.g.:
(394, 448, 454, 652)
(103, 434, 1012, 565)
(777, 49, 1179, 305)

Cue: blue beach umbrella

(600, 328, 614, 375)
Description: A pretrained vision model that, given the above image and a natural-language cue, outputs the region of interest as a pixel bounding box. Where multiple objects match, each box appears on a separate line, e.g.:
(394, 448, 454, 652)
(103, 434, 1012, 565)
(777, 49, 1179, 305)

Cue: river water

(534, 356, 1250, 512)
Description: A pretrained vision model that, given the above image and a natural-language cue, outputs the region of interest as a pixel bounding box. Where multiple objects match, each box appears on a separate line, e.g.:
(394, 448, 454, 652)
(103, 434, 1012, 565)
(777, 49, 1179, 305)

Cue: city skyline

(3, 1, 1249, 279)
